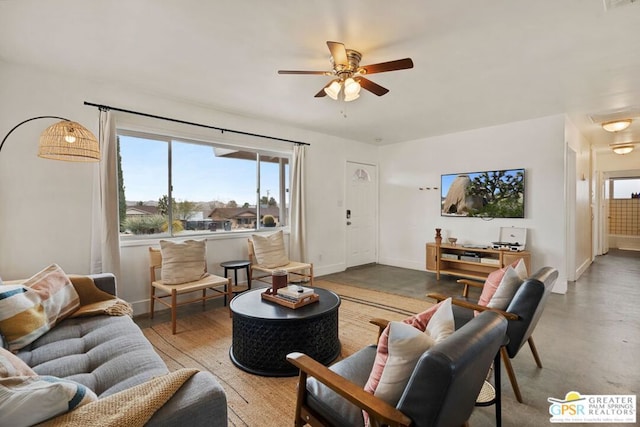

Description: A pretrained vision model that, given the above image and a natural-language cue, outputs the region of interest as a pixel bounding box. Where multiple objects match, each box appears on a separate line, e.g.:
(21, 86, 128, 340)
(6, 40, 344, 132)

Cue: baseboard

(576, 257, 592, 280)
(376, 257, 425, 272)
(551, 276, 568, 294)
(314, 262, 346, 277)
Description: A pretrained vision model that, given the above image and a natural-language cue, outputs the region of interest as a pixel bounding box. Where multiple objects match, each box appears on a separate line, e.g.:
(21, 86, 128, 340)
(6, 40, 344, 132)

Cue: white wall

(0, 61, 375, 314)
(597, 149, 640, 172)
(377, 115, 569, 293)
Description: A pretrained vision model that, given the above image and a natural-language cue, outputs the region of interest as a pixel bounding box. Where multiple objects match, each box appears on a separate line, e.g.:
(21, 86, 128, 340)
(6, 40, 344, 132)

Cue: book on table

(277, 285, 314, 300)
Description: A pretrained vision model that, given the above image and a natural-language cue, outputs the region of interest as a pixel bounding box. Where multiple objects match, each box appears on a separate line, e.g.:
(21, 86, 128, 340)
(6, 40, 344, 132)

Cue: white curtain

(289, 144, 307, 262)
(90, 110, 121, 279)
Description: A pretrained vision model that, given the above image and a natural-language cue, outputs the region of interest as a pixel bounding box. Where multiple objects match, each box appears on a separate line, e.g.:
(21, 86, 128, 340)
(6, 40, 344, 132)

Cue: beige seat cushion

(152, 274, 228, 294)
(251, 231, 289, 268)
(159, 240, 207, 285)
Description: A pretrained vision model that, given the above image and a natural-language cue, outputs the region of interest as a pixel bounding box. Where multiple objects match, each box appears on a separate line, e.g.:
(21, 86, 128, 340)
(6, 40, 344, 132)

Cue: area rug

(141, 280, 432, 427)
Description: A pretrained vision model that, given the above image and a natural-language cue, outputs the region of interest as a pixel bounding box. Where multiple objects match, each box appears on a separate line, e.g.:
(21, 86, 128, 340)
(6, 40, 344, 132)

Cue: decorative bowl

(448, 238, 458, 245)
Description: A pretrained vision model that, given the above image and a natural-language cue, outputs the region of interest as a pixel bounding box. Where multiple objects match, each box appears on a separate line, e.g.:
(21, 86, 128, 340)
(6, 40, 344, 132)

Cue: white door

(346, 162, 377, 268)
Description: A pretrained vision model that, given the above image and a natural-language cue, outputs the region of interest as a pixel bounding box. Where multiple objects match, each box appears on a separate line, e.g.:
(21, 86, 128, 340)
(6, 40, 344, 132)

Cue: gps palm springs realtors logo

(548, 391, 636, 423)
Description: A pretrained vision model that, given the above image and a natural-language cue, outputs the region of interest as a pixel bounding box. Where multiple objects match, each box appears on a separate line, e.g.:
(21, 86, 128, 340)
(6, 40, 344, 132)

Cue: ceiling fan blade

(360, 58, 414, 75)
(278, 70, 331, 75)
(358, 77, 389, 96)
(327, 41, 348, 65)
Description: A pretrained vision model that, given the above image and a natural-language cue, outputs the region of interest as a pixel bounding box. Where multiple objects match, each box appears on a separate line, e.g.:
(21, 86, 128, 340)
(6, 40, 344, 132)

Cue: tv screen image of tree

(441, 169, 525, 218)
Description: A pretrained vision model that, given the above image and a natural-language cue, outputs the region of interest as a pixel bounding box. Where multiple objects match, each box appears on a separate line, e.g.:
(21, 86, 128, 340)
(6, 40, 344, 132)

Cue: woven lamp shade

(38, 120, 100, 162)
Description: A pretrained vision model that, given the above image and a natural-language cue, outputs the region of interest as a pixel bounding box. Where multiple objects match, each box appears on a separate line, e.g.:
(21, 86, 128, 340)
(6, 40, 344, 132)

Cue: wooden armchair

(428, 266, 559, 403)
(286, 310, 507, 427)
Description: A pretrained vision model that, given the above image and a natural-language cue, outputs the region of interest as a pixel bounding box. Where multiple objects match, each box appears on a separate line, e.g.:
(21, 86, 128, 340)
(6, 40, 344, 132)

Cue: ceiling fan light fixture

(602, 119, 632, 132)
(611, 144, 635, 155)
(280, 41, 413, 102)
(344, 92, 360, 102)
(324, 80, 341, 100)
(343, 77, 361, 102)
(344, 78, 361, 96)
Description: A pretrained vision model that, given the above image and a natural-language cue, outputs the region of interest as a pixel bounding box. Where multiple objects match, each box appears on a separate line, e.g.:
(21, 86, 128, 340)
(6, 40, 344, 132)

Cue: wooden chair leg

(171, 290, 177, 335)
(309, 265, 314, 287)
(528, 337, 543, 368)
(202, 289, 206, 308)
(150, 286, 156, 319)
(501, 347, 523, 403)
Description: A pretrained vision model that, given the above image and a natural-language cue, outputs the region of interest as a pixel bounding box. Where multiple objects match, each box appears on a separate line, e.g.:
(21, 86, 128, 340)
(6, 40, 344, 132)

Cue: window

(118, 131, 290, 239)
(611, 177, 640, 199)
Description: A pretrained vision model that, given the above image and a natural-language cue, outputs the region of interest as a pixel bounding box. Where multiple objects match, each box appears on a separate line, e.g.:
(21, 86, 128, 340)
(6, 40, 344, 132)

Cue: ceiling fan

(278, 41, 414, 102)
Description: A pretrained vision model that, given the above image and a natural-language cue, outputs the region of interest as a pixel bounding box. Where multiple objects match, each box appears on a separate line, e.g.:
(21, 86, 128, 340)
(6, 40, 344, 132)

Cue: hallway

(320, 249, 640, 426)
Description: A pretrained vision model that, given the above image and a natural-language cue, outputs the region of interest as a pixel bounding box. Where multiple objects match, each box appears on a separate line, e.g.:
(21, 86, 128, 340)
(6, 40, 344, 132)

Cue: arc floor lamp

(0, 116, 100, 162)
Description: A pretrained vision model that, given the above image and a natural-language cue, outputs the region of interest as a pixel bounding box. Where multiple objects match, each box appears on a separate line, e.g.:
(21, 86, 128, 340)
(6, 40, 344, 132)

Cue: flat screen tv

(441, 168, 525, 218)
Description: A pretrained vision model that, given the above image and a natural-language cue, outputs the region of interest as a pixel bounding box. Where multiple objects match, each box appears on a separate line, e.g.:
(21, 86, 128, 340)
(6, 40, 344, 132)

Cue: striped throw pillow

(0, 375, 97, 426)
(0, 264, 80, 351)
(0, 347, 36, 378)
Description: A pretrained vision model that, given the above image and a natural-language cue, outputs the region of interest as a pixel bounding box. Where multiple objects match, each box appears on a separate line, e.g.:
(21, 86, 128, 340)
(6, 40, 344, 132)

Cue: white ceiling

(2, 0, 640, 150)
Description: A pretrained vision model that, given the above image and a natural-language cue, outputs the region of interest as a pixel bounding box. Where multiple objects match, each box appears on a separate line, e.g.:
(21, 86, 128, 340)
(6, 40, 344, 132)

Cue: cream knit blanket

(37, 368, 199, 426)
(68, 275, 133, 317)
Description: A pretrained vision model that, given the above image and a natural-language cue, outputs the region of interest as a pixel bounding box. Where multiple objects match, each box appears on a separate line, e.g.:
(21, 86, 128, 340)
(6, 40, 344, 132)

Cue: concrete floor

(320, 249, 640, 426)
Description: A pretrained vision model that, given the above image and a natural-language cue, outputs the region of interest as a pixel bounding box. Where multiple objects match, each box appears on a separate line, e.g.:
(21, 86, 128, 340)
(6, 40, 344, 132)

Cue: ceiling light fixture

(324, 80, 341, 100)
(611, 144, 635, 155)
(0, 116, 100, 162)
(602, 119, 632, 132)
(343, 78, 361, 102)
(323, 77, 362, 102)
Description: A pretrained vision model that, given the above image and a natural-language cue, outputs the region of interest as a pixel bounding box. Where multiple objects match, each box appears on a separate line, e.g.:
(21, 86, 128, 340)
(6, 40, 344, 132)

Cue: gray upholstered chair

(429, 266, 559, 403)
(286, 310, 507, 427)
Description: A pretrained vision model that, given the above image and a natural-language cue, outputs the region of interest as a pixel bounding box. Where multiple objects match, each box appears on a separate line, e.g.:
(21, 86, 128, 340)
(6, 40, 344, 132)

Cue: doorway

(607, 175, 640, 251)
(345, 161, 378, 268)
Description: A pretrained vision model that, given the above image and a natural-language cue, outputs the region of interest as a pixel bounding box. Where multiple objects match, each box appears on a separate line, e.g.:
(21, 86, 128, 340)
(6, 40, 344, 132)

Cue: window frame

(117, 128, 292, 241)
(611, 177, 640, 199)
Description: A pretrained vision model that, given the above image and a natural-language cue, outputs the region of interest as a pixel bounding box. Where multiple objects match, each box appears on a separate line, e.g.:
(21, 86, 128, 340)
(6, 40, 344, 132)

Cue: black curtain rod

(83, 101, 310, 146)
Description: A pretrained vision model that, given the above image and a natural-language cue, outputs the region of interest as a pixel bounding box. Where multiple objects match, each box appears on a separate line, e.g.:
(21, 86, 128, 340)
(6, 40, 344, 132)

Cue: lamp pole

(0, 116, 69, 154)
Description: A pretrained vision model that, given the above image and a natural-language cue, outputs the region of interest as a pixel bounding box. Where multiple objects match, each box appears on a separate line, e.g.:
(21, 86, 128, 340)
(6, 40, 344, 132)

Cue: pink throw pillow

(477, 268, 508, 308)
(476, 259, 523, 308)
(363, 300, 444, 395)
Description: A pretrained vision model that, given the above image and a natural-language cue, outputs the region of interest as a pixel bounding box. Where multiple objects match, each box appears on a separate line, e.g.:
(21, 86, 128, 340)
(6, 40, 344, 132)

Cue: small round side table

(220, 260, 252, 295)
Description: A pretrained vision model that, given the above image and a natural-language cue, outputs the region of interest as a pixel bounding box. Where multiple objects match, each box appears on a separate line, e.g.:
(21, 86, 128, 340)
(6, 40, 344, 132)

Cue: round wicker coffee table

(229, 287, 341, 377)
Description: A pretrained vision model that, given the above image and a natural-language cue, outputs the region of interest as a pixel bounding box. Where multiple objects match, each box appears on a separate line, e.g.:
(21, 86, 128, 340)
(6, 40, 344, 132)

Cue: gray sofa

(15, 273, 228, 426)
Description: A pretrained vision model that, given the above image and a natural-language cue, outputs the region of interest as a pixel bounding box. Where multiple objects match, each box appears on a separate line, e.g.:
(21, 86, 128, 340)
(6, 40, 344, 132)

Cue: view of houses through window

(118, 131, 290, 239)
